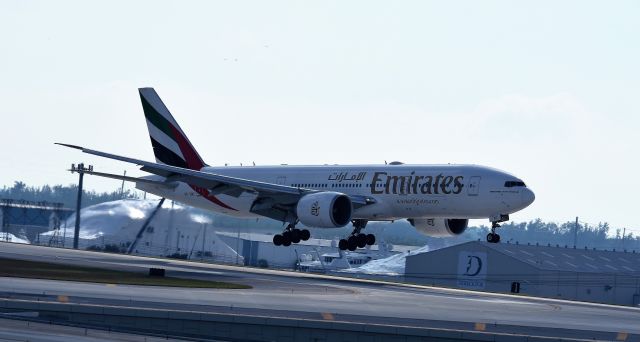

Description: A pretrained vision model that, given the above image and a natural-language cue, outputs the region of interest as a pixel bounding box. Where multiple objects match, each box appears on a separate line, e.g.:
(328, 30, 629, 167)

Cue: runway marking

(321, 312, 334, 321)
(57, 295, 68, 303)
(617, 332, 628, 341)
(474, 322, 486, 331)
(547, 303, 562, 311)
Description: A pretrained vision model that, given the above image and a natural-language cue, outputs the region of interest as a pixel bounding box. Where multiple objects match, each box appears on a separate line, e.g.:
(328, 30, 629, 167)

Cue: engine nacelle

(408, 218, 468, 237)
(296, 192, 352, 228)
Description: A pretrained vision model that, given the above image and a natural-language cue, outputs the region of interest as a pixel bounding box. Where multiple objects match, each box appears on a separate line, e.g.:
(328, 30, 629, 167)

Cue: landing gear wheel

(366, 234, 376, 246)
(282, 231, 292, 246)
(338, 239, 348, 251)
(486, 233, 501, 243)
(300, 229, 311, 241)
(273, 234, 283, 246)
(487, 219, 503, 243)
(282, 235, 291, 247)
(347, 236, 358, 251)
(345, 219, 369, 250)
(290, 229, 301, 244)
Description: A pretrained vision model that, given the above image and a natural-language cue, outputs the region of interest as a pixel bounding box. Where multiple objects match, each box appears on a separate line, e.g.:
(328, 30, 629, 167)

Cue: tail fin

(138, 88, 207, 170)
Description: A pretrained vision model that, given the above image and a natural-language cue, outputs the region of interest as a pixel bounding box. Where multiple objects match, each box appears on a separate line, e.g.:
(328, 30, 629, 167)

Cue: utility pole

(71, 163, 92, 249)
(573, 216, 579, 248)
(120, 170, 126, 198)
(622, 227, 626, 250)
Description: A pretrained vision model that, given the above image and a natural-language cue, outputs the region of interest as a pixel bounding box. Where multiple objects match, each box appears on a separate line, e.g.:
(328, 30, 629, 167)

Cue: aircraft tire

(300, 229, 311, 241)
(487, 233, 501, 243)
(273, 234, 283, 246)
(291, 229, 301, 244)
(356, 234, 367, 248)
(282, 231, 293, 246)
(338, 239, 348, 250)
(347, 236, 358, 251)
(366, 234, 376, 246)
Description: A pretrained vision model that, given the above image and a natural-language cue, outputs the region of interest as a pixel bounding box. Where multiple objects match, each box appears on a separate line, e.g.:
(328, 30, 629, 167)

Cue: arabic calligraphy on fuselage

(327, 171, 367, 182)
(327, 171, 465, 195)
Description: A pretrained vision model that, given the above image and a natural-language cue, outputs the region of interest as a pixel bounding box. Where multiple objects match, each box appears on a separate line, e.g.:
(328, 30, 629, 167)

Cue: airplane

(57, 88, 535, 251)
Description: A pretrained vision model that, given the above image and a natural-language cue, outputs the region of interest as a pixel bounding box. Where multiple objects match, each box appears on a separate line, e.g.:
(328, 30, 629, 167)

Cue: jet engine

(408, 218, 468, 237)
(296, 192, 352, 228)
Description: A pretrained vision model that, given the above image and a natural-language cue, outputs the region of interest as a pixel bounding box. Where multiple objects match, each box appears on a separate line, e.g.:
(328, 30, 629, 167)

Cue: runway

(0, 242, 638, 341)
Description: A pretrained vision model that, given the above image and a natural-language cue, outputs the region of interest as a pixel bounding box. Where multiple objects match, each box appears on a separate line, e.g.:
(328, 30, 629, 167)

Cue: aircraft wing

(56, 143, 375, 221)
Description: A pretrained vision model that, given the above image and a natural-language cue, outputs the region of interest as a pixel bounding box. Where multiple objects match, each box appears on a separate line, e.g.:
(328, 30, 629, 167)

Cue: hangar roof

(481, 241, 640, 274)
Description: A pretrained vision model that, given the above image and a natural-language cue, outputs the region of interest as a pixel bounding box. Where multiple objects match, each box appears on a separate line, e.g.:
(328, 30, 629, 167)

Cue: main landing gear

(339, 219, 376, 251)
(273, 223, 310, 247)
(487, 214, 509, 243)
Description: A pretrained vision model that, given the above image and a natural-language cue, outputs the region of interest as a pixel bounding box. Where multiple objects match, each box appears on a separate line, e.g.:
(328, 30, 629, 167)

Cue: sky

(0, 1, 639, 232)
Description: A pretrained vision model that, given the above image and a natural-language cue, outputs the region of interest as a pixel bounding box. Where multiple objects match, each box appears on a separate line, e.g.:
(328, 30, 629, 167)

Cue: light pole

(71, 163, 92, 249)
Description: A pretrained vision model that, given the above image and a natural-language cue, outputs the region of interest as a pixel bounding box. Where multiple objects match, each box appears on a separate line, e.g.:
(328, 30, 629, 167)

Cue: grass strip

(0, 257, 251, 289)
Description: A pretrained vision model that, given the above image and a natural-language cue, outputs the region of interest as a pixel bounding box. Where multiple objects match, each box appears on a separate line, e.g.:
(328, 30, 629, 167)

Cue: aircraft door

(276, 176, 286, 185)
(467, 176, 481, 196)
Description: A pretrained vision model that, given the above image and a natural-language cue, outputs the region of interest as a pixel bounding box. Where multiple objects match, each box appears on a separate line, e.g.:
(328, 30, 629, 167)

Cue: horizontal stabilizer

(69, 169, 178, 189)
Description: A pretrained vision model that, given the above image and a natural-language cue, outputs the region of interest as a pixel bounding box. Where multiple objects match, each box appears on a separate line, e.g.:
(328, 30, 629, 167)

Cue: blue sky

(1, 1, 638, 231)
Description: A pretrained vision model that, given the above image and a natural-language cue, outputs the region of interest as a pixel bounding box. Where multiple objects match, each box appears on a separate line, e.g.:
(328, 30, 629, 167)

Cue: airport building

(0, 199, 73, 244)
(405, 241, 640, 306)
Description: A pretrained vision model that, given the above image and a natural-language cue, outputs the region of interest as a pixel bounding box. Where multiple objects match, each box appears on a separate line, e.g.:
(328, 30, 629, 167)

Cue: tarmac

(0, 242, 638, 341)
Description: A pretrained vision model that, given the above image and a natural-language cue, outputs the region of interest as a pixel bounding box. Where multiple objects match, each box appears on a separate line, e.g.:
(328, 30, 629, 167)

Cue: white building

(39, 199, 243, 264)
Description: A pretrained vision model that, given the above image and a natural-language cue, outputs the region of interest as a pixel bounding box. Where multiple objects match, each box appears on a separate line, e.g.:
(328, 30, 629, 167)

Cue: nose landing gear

(487, 214, 509, 243)
(273, 223, 310, 247)
(487, 222, 501, 243)
(338, 219, 376, 251)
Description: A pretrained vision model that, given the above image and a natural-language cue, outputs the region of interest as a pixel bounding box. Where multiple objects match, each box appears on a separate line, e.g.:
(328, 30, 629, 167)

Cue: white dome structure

(44, 199, 243, 264)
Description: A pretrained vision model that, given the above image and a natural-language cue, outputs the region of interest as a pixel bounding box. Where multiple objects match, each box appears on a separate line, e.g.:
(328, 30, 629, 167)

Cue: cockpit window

(505, 181, 526, 187)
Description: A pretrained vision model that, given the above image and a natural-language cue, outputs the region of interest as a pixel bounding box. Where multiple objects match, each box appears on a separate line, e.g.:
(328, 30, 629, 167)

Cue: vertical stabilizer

(138, 88, 206, 170)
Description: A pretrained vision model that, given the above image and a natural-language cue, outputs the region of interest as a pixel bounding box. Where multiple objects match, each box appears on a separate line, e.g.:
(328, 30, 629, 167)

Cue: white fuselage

(136, 164, 535, 225)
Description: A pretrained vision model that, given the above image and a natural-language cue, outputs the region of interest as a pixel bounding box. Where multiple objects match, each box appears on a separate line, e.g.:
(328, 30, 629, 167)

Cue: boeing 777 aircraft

(58, 88, 535, 250)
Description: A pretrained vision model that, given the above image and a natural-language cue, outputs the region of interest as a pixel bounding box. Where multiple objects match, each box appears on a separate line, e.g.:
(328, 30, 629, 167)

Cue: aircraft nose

(521, 188, 535, 207)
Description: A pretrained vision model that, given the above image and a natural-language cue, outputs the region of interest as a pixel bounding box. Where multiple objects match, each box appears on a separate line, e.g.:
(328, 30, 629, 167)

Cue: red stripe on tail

(170, 125, 205, 170)
(168, 126, 237, 211)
